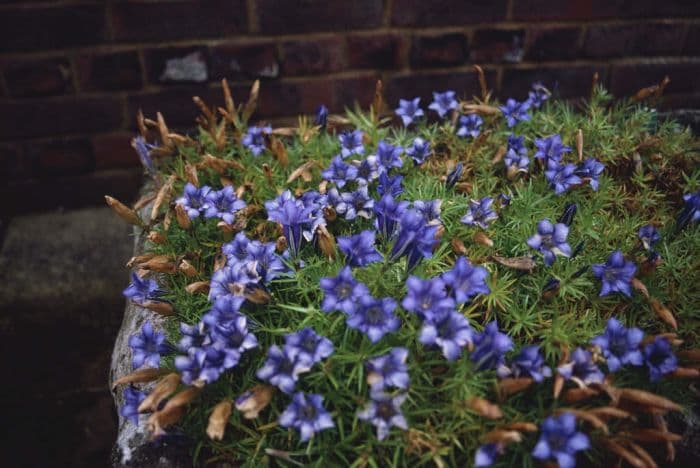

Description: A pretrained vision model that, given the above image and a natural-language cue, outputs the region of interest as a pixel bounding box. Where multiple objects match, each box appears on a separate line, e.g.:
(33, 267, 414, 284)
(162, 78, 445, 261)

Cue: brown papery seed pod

(148, 231, 166, 244)
(178, 259, 198, 277)
(206, 400, 233, 441)
(105, 195, 142, 226)
(112, 368, 170, 390)
(175, 204, 192, 230)
(142, 301, 175, 316)
(185, 281, 209, 294)
(138, 373, 181, 413)
(467, 397, 503, 419)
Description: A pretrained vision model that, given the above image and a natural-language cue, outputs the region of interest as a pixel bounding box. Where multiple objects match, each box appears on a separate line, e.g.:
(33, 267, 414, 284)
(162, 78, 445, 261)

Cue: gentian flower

(245, 240, 289, 284)
(176, 183, 212, 219)
(390, 209, 439, 272)
(242, 125, 272, 156)
(284, 328, 334, 366)
(428, 90, 458, 118)
(545, 159, 582, 195)
(500, 98, 531, 127)
(527, 219, 572, 266)
(129, 321, 171, 369)
(320, 266, 370, 315)
(354, 155, 381, 185)
(575, 158, 605, 191)
(279, 392, 334, 442)
(339, 130, 365, 158)
(266, 192, 314, 257)
(203, 185, 246, 224)
(222, 231, 251, 262)
(121, 386, 146, 425)
(445, 163, 464, 189)
(557, 202, 577, 226)
(338, 230, 383, 267)
(460, 197, 498, 229)
(497, 345, 551, 382)
(401, 276, 454, 321)
(177, 322, 210, 354)
(256, 345, 310, 394)
(499, 193, 512, 207)
(591, 251, 637, 297)
(456, 114, 483, 138)
(644, 337, 678, 382)
(676, 190, 700, 231)
(534, 134, 571, 164)
(395, 97, 424, 126)
(374, 194, 409, 240)
(346, 295, 400, 343)
(203, 295, 245, 327)
(123, 272, 160, 305)
(420, 310, 474, 361)
(441, 256, 490, 305)
(475, 443, 503, 467)
(504, 148, 529, 176)
(315, 104, 328, 128)
(377, 172, 404, 197)
(527, 81, 550, 109)
(357, 390, 408, 441)
(321, 155, 358, 189)
(470, 321, 513, 371)
(175, 341, 244, 385)
(340, 186, 374, 220)
(132, 136, 156, 176)
(366, 347, 410, 390)
(638, 225, 661, 251)
(591, 318, 644, 372)
(413, 199, 442, 225)
(406, 137, 432, 165)
(208, 261, 261, 301)
(557, 347, 605, 385)
(532, 413, 590, 468)
(507, 134, 527, 156)
(375, 140, 403, 170)
(207, 314, 258, 355)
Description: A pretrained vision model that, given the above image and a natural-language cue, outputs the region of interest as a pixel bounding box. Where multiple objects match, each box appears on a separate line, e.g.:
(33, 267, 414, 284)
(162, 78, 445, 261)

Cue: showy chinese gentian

(504, 148, 529, 175)
(395, 97, 424, 126)
(676, 190, 700, 231)
(321, 155, 358, 189)
(377, 172, 404, 197)
(374, 194, 409, 240)
(644, 337, 678, 382)
(638, 224, 661, 251)
(441, 256, 490, 305)
(508, 134, 527, 157)
(121, 386, 146, 425)
(207, 314, 258, 355)
(357, 390, 408, 441)
(390, 209, 439, 272)
(401, 276, 454, 321)
(470, 321, 513, 371)
(460, 197, 498, 229)
(532, 413, 590, 468)
(176, 183, 212, 219)
(558, 202, 577, 226)
(340, 186, 374, 220)
(366, 347, 410, 390)
(320, 266, 369, 315)
(284, 328, 334, 366)
(406, 137, 432, 165)
(500, 98, 531, 127)
(591, 251, 637, 297)
(355, 155, 381, 185)
(428, 90, 458, 118)
(222, 231, 250, 262)
(575, 158, 605, 191)
(129, 321, 171, 369)
(278, 392, 335, 441)
(339, 130, 365, 158)
(132, 136, 156, 176)
(527, 82, 550, 109)
(208, 261, 261, 301)
(175, 342, 243, 385)
(315, 104, 328, 128)
(413, 199, 442, 225)
(545, 159, 582, 195)
(534, 134, 571, 164)
(445, 163, 464, 189)
(346, 295, 400, 343)
(527, 219, 572, 266)
(267, 193, 314, 257)
(338, 230, 383, 267)
(420, 310, 474, 361)
(456, 114, 483, 138)
(203, 185, 246, 224)
(256, 345, 310, 394)
(591, 318, 644, 372)
(245, 240, 289, 284)
(242, 125, 271, 156)
(376, 140, 403, 170)
(497, 345, 551, 383)
(123, 272, 160, 305)
(557, 347, 605, 385)
(475, 443, 503, 468)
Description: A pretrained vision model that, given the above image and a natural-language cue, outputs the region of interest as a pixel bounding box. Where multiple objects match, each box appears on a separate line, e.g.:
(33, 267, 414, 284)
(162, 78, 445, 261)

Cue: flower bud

(275, 236, 288, 253)
(235, 385, 274, 419)
(142, 301, 175, 316)
(178, 259, 198, 277)
(105, 195, 142, 226)
(138, 373, 180, 413)
(147, 231, 166, 244)
(474, 231, 493, 247)
(112, 368, 169, 390)
(175, 204, 191, 230)
(184, 163, 199, 187)
(185, 281, 209, 294)
(147, 387, 201, 437)
(206, 400, 232, 441)
(316, 225, 336, 259)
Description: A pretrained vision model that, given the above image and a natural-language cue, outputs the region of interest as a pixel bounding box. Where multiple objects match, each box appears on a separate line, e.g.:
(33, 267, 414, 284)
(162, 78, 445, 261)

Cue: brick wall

(1, 0, 699, 215)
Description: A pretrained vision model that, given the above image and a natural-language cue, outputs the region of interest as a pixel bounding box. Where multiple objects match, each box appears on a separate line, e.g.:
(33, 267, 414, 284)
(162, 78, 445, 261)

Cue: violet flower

(129, 321, 171, 369)
(475, 443, 502, 467)
(366, 347, 410, 390)
(346, 295, 400, 343)
(557, 347, 605, 385)
(534, 134, 571, 164)
(406, 137, 432, 165)
(591, 251, 637, 297)
(470, 321, 513, 371)
(176, 183, 211, 219)
(545, 159, 582, 195)
(390, 209, 439, 272)
(177, 322, 209, 353)
(376, 140, 403, 170)
(504, 148, 529, 175)
(377, 172, 404, 197)
(315, 104, 328, 128)
(395, 97, 424, 126)
(456, 114, 483, 138)
(279, 392, 334, 442)
(208, 261, 261, 302)
(222, 231, 251, 262)
(374, 194, 409, 240)
(460, 197, 498, 229)
(497, 345, 551, 383)
(638, 225, 661, 251)
(132, 136, 156, 176)
(354, 155, 381, 185)
(527, 82, 550, 109)
(558, 202, 577, 226)
(320, 266, 370, 315)
(575, 158, 605, 191)
(441, 256, 491, 305)
(591, 318, 644, 372)
(123, 272, 160, 306)
(507, 134, 527, 157)
(121, 386, 146, 425)
(338, 230, 383, 267)
(207, 314, 258, 355)
(413, 199, 442, 225)
(420, 310, 474, 361)
(527, 219, 572, 266)
(242, 125, 272, 156)
(428, 90, 458, 118)
(401, 276, 455, 321)
(339, 130, 365, 158)
(245, 240, 289, 284)
(256, 345, 310, 394)
(204, 185, 246, 225)
(175, 342, 243, 385)
(340, 186, 374, 220)
(357, 390, 408, 441)
(445, 163, 464, 189)
(644, 337, 678, 382)
(532, 412, 590, 468)
(500, 98, 531, 127)
(321, 155, 359, 188)
(676, 190, 700, 231)
(284, 328, 334, 366)
(266, 192, 314, 257)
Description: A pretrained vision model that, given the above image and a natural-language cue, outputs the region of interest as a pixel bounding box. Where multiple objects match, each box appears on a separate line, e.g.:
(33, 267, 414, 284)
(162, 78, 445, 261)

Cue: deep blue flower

(321, 155, 359, 189)
(266, 192, 315, 257)
(222, 231, 251, 262)
(284, 328, 334, 366)
(177, 322, 209, 353)
(534, 134, 571, 164)
(175, 341, 243, 385)
(638, 224, 661, 251)
(390, 209, 439, 272)
(208, 261, 261, 302)
(357, 390, 408, 441)
(375, 140, 404, 170)
(591, 318, 644, 372)
(677, 190, 700, 231)
(545, 159, 582, 195)
(557, 347, 605, 385)
(499, 193, 512, 207)
(338, 230, 383, 267)
(203, 291, 245, 328)
(461, 197, 498, 229)
(346, 295, 400, 343)
(500, 98, 531, 127)
(558, 202, 578, 226)
(527, 81, 550, 109)
(123, 272, 160, 305)
(428, 90, 458, 118)
(121, 386, 146, 425)
(339, 186, 374, 220)
(592, 251, 637, 297)
(456, 114, 483, 138)
(203, 186, 246, 224)
(279, 392, 334, 442)
(413, 199, 442, 225)
(401, 276, 454, 321)
(242, 125, 271, 156)
(129, 321, 171, 369)
(475, 443, 502, 467)
(644, 337, 678, 382)
(445, 163, 464, 189)
(207, 314, 258, 355)
(575, 158, 605, 191)
(441, 256, 490, 305)
(395, 97, 424, 126)
(377, 172, 404, 197)
(374, 194, 410, 240)
(354, 155, 381, 185)
(508, 134, 527, 156)
(471, 321, 513, 371)
(256, 345, 310, 394)
(527, 219, 572, 266)
(406, 137, 432, 165)
(504, 148, 529, 176)
(339, 130, 365, 158)
(176, 183, 212, 219)
(132, 136, 156, 176)
(532, 413, 590, 468)
(497, 345, 552, 383)
(420, 310, 474, 361)
(366, 347, 410, 390)
(315, 104, 328, 128)
(245, 240, 289, 284)
(320, 266, 370, 315)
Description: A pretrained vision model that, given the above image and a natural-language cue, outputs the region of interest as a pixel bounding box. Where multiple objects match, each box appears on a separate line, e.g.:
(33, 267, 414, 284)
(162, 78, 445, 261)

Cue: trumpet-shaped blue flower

(395, 97, 424, 126)
(456, 114, 483, 138)
(527, 82, 550, 109)
(390, 209, 439, 272)
(497, 345, 551, 383)
(534, 134, 571, 164)
(532, 412, 590, 468)
(279, 392, 335, 441)
(242, 125, 271, 156)
(208, 261, 261, 301)
(461, 197, 498, 229)
(644, 337, 678, 382)
(129, 321, 172, 369)
(321, 155, 358, 188)
(175, 341, 243, 385)
(401, 276, 454, 321)
(266, 192, 315, 257)
(284, 328, 334, 366)
(377, 172, 404, 197)
(121, 386, 146, 425)
(339, 130, 365, 158)
(420, 310, 474, 361)
(591, 318, 644, 372)
(471, 321, 513, 371)
(475, 443, 503, 467)
(374, 194, 409, 240)
(338, 230, 383, 267)
(315, 104, 328, 128)
(207, 314, 258, 355)
(176, 183, 212, 219)
(504, 148, 529, 175)
(222, 231, 251, 262)
(638, 225, 661, 251)
(123, 272, 160, 305)
(346, 296, 400, 343)
(355, 155, 381, 185)
(357, 390, 408, 441)
(445, 163, 464, 189)
(575, 158, 605, 191)
(500, 98, 531, 127)
(429, 90, 458, 118)
(527, 219, 572, 266)
(132, 136, 156, 176)
(320, 266, 369, 315)
(245, 240, 289, 284)
(406, 137, 432, 165)
(545, 159, 582, 195)
(677, 190, 700, 231)
(413, 199, 442, 225)
(376, 140, 403, 170)
(256, 345, 310, 394)
(557, 347, 604, 385)
(177, 322, 209, 353)
(204, 185, 246, 224)
(366, 347, 410, 390)
(441, 256, 490, 305)
(591, 251, 637, 297)
(340, 186, 374, 220)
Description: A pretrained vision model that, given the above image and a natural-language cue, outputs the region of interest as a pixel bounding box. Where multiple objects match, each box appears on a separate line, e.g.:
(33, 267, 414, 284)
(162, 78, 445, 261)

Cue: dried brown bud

(501, 422, 538, 433)
(467, 397, 503, 419)
(599, 439, 646, 468)
(316, 225, 336, 259)
(451, 238, 467, 255)
(275, 236, 288, 253)
(105, 195, 142, 226)
(474, 231, 494, 248)
(576, 129, 583, 162)
(148, 231, 166, 244)
(126, 253, 156, 268)
(175, 204, 192, 230)
(235, 384, 274, 419)
(184, 163, 199, 187)
(497, 377, 533, 399)
(206, 400, 232, 441)
(214, 251, 227, 272)
(668, 367, 700, 379)
(200, 153, 245, 174)
(262, 163, 273, 184)
(677, 349, 700, 362)
(185, 281, 210, 294)
(618, 388, 681, 413)
(287, 161, 316, 183)
(562, 386, 600, 403)
(178, 259, 198, 277)
(147, 387, 201, 437)
(217, 221, 236, 233)
(138, 373, 181, 413)
(323, 206, 337, 222)
(139, 255, 176, 273)
(461, 103, 501, 115)
(491, 145, 506, 165)
(631, 278, 649, 299)
(142, 301, 175, 316)
(624, 428, 682, 443)
(558, 408, 608, 434)
(491, 255, 536, 272)
(245, 287, 271, 305)
(112, 368, 169, 390)
(649, 298, 677, 330)
(270, 137, 289, 168)
(588, 406, 633, 421)
(151, 174, 176, 222)
(480, 429, 522, 445)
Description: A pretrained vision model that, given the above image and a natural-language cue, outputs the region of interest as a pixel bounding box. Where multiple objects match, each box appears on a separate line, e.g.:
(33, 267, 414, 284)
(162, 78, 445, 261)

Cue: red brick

(333, 75, 380, 110)
(28, 138, 95, 176)
(256, 0, 384, 34)
(512, 0, 652, 21)
(410, 33, 469, 68)
(658, 94, 700, 111)
(0, 5, 106, 52)
(501, 66, 605, 100)
(583, 23, 686, 58)
(111, 0, 246, 42)
(254, 80, 335, 118)
(610, 62, 698, 96)
(347, 34, 405, 70)
(0, 142, 28, 179)
(76, 51, 142, 92)
(210, 42, 279, 81)
(2, 58, 73, 98)
(282, 38, 346, 76)
(386, 70, 497, 107)
(126, 86, 221, 128)
(526, 27, 582, 62)
(144, 47, 209, 85)
(471, 29, 525, 64)
(92, 133, 139, 171)
(0, 98, 124, 140)
(682, 25, 700, 55)
(651, 0, 700, 15)
(392, 0, 505, 27)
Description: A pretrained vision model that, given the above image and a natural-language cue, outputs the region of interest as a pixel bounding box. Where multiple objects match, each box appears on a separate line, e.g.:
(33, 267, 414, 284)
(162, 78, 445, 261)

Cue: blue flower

(507, 134, 527, 157)
(321, 155, 359, 188)
(545, 159, 582, 195)
(123, 272, 160, 305)
(131, 136, 156, 176)
(256, 345, 310, 394)
(460, 197, 498, 229)
(558, 202, 577, 226)
(504, 148, 529, 176)
(315, 104, 328, 128)
(222, 231, 251, 262)
(471, 321, 513, 371)
(339, 130, 365, 158)
(175, 341, 243, 385)
(279, 392, 335, 442)
(475, 443, 503, 467)
(320, 267, 369, 315)
(340, 186, 374, 220)
(527, 219, 572, 266)
(129, 321, 171, 369)
(677, 190, 700, 231)
(575, 158, 605, 191)
(497, 345, 551, 383)
(376, 140, 403, 170)
(534, 134, 571, 164)
(202, 293, 245, 326)
(366, 347, 410, 390)
(445, 163, 464, 189)
(242, 125, 272, 156)
(121, 386, 146, 425)
(208, 261, 261, 302)
(338, 230, 383, 267)
(176, 183, 212, 219)
(532, 413, 590, 468)
(500, 98, 531, 127)
(377, 172, 404, 197)
(420, 310, 474, 361)
(557, 347, 605, 385)
(207, 314, 258, 355)
(401, 276, 454, 321)
(428, 90, 458, 118)
(527, 81, 550, 109)
(591, 318, 644, 372)
(456, 114, 483, 138)
(374, 194, 410, 240)
(413, 199, 442, 225)
(355, 155, 381, 184)
(395, 97, 424, 126)
(346, 295, 400, 343)
(357, 390, 408, 441)
(390, 209, 439, 272)
(644, 337, 678, 382)
(406, 137, 432, 165)
(203, 185, 246, 225)
(284, 327, 334, 366)
(245, 240, 290, 284)
(592, 251, 637, 297)
(638, 224, 661, 251)
(441, 256, 490, 305)
(266, 191, 315, 257)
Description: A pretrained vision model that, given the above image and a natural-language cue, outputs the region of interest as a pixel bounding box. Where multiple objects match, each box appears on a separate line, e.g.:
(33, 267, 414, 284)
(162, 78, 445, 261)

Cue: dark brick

(610, 62, 698, 96)
(126, 86, 220, 128)
(282, 38, 346, 76)
(682, 25, 700, 55)
(392, 0, 506, 27)
(76, 52, 142, 92)
(0, 5, 106, 52)
(0, 98, 124, 140)
(255, 80, 335, 118)
(256, 0, 384, 34)
(0, 143, 28, 180)
(526, 27, 582, 62)
(583, 23, 686, 58)
(144, 47, 209, 85)
(3, 58, 73, 98)
(333, 75, 379, 110)
(111, 0, 246, 42)
(92, 133, 139, 170)
(210, 42, 279, 81)
(411, 33, 469, 68)
(386, 70, 497, 106)
(650, 0, 700, 15)
(27, 138, 95, 176)
(512, 0, 651, 21)
(471, 29, 525, 64)
(501, 66, 605, 100)
(347, 34, 405, 70)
